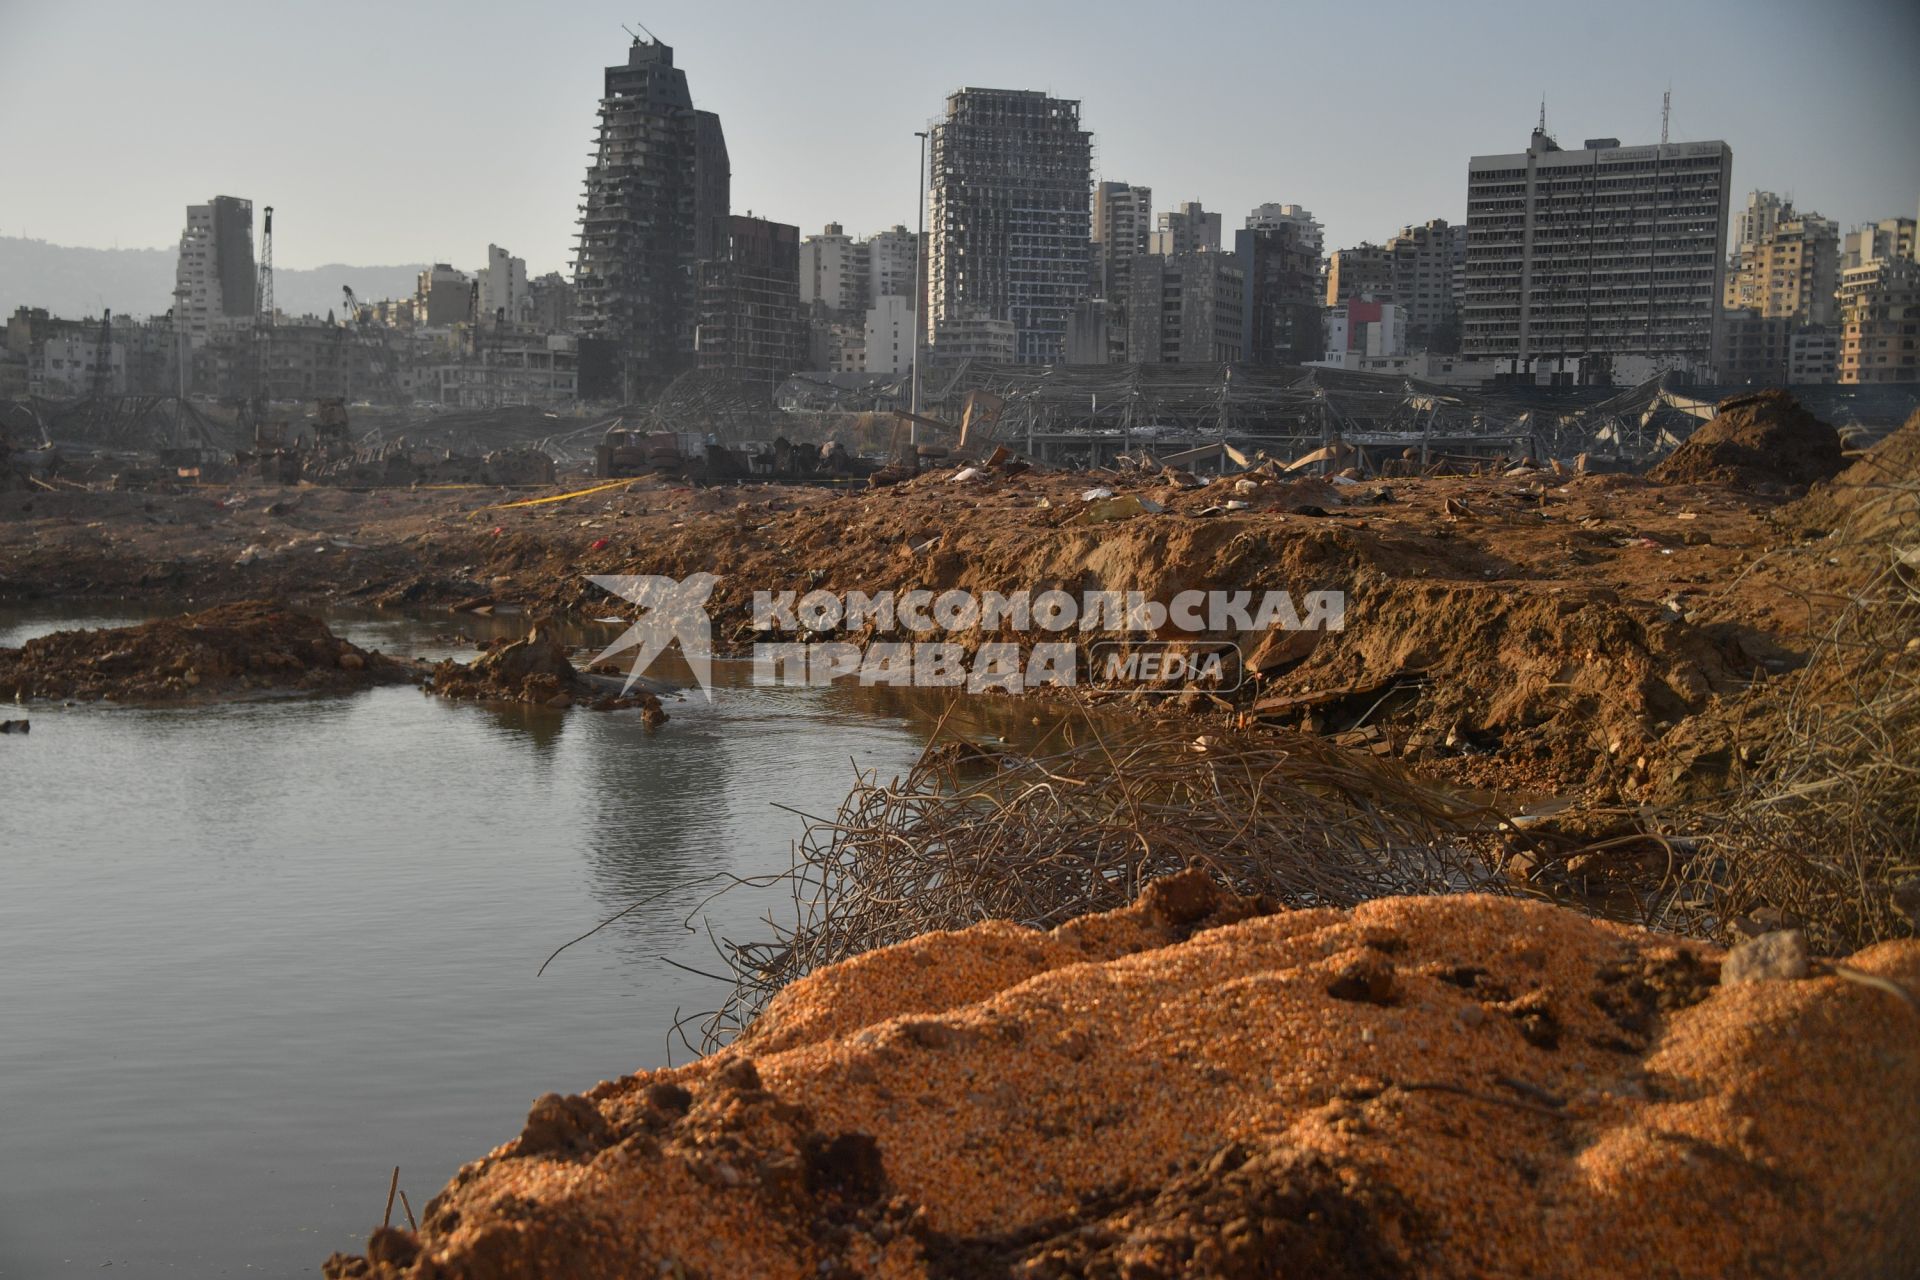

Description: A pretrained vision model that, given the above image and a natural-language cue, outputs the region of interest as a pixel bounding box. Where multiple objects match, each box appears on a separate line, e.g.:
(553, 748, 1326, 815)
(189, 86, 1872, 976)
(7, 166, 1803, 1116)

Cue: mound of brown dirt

(1649, 390, 1846, 490)
(0, 600, 411, 703)
(1251, 577, 1753, 793)
(429, 629, 667, 722)
(1786, 409, 1920, 544)
(324, 873, 1920, 1280)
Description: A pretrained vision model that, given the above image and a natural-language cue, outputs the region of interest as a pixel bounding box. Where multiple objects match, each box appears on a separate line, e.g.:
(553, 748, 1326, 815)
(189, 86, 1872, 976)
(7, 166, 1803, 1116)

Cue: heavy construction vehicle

(594, 423, 691, 478)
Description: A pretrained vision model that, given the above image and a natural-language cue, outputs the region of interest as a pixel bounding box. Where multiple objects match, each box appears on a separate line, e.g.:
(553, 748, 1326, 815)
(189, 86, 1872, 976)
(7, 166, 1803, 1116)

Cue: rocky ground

(322, 871, 1920, 1280)
(0, 599, 413, 703)
(8, 395, 1916, 1276)
(430, 628, 670, 722)
(5, 408, 1897, 802)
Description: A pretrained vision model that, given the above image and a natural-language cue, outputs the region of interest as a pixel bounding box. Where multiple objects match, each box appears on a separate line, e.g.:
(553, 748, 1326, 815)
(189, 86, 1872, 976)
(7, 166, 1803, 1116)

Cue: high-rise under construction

(928, 88, 1093, 365)
(573, 38, 729, 391)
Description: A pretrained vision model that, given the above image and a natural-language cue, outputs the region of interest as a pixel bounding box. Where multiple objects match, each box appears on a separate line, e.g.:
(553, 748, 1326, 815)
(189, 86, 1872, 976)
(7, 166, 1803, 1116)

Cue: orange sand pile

(325, 875, 1920, 1279)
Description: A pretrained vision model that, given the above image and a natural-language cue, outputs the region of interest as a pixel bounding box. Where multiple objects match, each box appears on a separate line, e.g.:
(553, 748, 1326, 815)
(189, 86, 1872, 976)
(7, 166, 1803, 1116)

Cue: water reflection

(474, 699, 570, 753)
(578, 710, 735, 929)
(2, 629, 979, 1275)
(1, 620, 1132, 1162)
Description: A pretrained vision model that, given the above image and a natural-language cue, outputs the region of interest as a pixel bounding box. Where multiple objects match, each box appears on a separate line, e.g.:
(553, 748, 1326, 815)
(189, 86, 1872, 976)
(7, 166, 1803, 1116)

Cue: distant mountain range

(0, 237, 429, 324)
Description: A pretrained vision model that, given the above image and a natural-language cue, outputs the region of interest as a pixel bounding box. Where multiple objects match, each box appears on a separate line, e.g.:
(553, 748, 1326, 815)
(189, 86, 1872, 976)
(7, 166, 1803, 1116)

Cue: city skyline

(3, 0, 1917, 280)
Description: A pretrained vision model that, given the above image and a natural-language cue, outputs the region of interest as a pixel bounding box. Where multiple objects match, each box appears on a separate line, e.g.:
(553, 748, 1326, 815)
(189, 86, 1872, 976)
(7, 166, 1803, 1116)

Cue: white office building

(1462, 127, 1732, 376)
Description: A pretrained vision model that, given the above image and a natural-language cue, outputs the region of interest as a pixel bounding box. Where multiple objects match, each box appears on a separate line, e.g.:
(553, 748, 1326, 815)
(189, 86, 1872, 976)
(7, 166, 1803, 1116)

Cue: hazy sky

(3, 0, 1916, 277)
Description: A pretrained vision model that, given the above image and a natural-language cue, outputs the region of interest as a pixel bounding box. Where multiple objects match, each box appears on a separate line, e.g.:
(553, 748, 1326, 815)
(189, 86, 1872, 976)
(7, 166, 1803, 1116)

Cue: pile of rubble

(0, 601, 411, 703)
(323, 871, 1920, 1280)
(1648, 390, 1847, 491)
(428, 628, 669, 724)
(1785, 407, 1920, 547)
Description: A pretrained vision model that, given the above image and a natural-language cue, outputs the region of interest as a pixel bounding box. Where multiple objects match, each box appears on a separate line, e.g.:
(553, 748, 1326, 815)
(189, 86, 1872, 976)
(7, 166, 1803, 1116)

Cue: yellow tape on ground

(483, 479, 633, 510)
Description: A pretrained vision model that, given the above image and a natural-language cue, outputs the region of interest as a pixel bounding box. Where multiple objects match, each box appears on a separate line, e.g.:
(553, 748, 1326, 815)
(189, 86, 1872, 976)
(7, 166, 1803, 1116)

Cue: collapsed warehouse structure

(900, 362, 1920, 470)
(8, 362, 1918, 493)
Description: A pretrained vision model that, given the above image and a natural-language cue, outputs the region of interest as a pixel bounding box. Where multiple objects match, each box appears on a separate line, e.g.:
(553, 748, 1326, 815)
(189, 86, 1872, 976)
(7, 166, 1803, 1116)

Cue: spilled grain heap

(325, 873, 1920, 1280)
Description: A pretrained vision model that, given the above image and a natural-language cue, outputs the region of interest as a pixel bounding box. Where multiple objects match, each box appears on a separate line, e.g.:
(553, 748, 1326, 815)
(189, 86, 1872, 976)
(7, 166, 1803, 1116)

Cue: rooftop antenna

(1537, 97, 1547, 134)
(1661, 88, 1671, 145)
(623, 18, 660, 43)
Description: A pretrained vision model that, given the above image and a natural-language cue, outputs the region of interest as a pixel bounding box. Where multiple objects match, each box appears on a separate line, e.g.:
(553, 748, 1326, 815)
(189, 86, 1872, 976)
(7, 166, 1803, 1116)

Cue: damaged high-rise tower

(928, 88, 1093, 365)
(573, 37, 730, 396)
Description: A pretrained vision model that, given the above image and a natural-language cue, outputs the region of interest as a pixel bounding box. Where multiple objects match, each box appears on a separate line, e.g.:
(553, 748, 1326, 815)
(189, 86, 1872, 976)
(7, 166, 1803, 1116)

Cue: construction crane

(340, 284, 404, 404)
(250, 206, 275, 436)
(257, 206, 274, 324)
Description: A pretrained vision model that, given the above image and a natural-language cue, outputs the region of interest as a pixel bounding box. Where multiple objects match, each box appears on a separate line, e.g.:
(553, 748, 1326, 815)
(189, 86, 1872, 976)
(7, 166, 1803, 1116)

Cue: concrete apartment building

(1789, 327, 1839, 383)
(1385, 219, 1466, 350)
(1090, 182, 1151, 361)
(1732, 190, 1784, 261)
(528, 273, 577, 334)
(573, 37, 730, 389)
(696, 215, 806, 384)
(1842, 217, 1915, 270)
(1839, 258, 1920, 384)
(415, 264, 472, 328)
(1062, 299, 1112, 364)
(1462, 127, 1732, 380)
(32, 332, 128, 397)
(175, 196, 255, 349)
(1236, 220, 1323, 365)
(419, 335, 579, 409)
(1838, 256, 1913, 311)
(1719, 206, 1839, 383)
(1723, 207, 1839, 326)
(800, 224, 864, 314)
(1247, 204, 1323, 259)
(928, 314, 1016, 366)
(1325, 243, 1393, 307)
(928, 88, 1093, 364)
(1320, 299, 1408, 369)
(1125, 252, 1245, 364)
(1715, 315, 1801, 385)
(820, 318, 865, 373)
(1092, 182, 1152, 301)
(799, 224, 920, 372)
(865, 227, 918, 304)
(9, 308, 177, 399)
(1247, 204, 1325, 313)
(864, 295, 914, 376)
(1150, 202, 1222, 258)
(475, 245, 529, 328)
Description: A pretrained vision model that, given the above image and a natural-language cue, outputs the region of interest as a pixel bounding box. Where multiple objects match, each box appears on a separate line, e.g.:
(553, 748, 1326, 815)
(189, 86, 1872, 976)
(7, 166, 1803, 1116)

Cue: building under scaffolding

(928, 88, 1093, 366)
(696, 216, 807, 387)
(573, 38, 730, 395)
